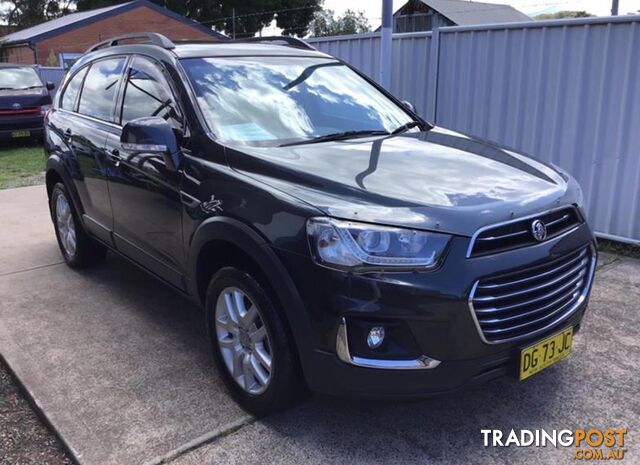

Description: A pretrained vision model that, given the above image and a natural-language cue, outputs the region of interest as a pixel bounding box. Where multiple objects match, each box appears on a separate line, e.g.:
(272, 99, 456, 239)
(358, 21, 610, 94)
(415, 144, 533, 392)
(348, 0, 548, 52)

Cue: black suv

(44, 33, 596, 414)
(0, 63, 55, 140)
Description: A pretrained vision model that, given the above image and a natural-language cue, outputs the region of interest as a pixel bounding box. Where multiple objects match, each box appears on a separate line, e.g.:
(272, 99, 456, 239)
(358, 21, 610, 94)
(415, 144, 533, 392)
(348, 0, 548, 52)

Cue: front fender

(186, 216, 315, 369)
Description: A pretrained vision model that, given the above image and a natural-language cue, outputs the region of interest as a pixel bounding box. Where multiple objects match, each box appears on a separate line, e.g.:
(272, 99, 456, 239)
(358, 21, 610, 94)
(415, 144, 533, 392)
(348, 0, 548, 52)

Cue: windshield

(0, 67, 43, 90)
(181, 56, 415, 146)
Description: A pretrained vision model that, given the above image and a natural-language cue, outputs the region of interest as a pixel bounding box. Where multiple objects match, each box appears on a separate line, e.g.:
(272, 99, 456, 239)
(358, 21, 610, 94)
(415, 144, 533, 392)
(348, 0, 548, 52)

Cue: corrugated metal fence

(37, 66, 65, 94)
(307, 16, 640, 244)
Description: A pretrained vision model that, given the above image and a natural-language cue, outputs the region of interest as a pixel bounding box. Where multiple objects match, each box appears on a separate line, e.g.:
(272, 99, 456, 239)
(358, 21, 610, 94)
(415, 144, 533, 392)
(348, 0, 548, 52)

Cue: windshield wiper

(280, 129, 389, 147)
(390, 120, 422, 135)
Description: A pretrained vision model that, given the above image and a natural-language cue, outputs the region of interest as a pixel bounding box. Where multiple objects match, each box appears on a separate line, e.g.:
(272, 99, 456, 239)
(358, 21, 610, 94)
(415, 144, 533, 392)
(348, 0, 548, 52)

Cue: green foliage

(46, 49, 57, 65)
(310, 8, 370, 37)
(534, 10, 593, 20)
(75, 0, 321, 37)
(2, 0, 322, 37)
(1, 0, 74, 27)
(75, 0, 163, 12)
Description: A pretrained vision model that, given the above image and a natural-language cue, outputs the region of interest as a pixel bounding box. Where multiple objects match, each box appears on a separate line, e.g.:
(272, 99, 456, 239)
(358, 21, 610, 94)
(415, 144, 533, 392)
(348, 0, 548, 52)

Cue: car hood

(227, 127, 582, 237)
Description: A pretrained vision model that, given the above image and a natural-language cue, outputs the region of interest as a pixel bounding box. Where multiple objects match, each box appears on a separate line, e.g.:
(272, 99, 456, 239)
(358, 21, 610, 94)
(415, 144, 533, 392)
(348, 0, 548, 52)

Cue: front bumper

(0, 115, 44, 139)
(275, 222, 596, 397)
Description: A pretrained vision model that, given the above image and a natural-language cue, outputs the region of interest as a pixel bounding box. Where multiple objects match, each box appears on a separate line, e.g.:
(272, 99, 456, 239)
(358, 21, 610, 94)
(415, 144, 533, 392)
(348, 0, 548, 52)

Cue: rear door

(53, 57, 127, 244)
(104, 55, 186, 288)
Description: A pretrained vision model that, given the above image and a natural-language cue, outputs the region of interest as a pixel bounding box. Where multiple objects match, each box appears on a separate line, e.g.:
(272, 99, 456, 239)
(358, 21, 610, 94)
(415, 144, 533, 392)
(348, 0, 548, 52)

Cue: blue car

(0, 63, 55, 140)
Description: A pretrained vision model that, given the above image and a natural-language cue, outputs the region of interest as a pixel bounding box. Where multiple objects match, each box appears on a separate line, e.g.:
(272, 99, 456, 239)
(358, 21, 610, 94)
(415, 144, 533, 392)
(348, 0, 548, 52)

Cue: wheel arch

(187, 216, 314, 369)
(45, 157, 85, 217)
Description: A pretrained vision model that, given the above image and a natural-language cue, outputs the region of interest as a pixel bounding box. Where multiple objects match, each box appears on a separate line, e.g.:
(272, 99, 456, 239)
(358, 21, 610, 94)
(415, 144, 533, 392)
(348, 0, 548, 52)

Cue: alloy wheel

(55, 193, 76, 257)
(215, 287, 273, 394)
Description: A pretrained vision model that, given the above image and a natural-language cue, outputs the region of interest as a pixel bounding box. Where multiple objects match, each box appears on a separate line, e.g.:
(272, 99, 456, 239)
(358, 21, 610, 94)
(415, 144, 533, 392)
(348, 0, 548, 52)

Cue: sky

(322, 0, 640, 26)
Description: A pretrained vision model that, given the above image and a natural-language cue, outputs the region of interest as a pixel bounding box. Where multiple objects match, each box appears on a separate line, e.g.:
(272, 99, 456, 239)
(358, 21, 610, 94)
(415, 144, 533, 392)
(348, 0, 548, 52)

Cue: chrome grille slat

(468, 207, 583, 257)
(474, 279, 583, 315)
(477, 229, 529, 242)
(470, 246, 595, 343)
(477, 249, 587, 290)
(474, 268, 586, 304)
(481, 295, 579, 335)
(545, 213, 570, 227)
(478, 288, 580, 325)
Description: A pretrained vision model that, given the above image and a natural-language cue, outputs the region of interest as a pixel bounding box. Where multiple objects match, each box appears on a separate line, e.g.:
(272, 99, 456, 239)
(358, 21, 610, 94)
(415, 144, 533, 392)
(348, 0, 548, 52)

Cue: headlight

(40, 104, 51, 115)
(306, 217, 451, 271)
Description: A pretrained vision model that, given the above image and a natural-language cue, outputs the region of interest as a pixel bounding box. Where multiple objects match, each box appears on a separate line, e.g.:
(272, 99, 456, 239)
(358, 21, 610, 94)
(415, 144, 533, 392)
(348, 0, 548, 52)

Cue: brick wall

(3, 5, 219, 66)
(2, 45, 35, 65)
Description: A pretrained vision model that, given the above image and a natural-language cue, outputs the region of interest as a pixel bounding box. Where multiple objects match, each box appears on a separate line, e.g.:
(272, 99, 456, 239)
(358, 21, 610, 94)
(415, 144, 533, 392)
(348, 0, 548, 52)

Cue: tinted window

(78, 58, 126, 121)
(0, 67, 43, 90)
(120, 56, 182, 128)
(61, 67, 88, 111)
(180, 56, 414, 146)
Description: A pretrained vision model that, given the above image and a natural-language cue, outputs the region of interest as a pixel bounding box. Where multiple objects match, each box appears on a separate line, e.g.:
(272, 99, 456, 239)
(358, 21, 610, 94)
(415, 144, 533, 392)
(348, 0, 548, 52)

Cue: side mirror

(402, 100, 416, 113)
(121, 117, 182, 171)
(46, 81, 55, 91)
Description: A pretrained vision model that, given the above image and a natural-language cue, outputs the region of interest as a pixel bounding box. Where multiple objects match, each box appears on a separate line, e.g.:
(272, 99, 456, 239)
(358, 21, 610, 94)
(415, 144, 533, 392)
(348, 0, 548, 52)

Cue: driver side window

(120, 56, 183, 130)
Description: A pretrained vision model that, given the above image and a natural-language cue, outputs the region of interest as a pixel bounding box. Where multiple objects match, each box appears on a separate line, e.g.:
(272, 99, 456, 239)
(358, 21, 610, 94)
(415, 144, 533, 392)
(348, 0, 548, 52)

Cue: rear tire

(50, 182, 106, 268)
(206, 267, 301, 415)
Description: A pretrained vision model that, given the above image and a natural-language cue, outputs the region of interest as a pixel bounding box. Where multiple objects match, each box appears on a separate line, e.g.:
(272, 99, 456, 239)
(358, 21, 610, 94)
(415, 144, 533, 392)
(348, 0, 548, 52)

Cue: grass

(0, 142, 45, 189)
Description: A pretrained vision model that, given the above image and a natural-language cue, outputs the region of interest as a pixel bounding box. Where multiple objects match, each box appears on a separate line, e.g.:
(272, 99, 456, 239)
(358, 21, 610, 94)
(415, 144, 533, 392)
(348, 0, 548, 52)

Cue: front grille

(469, 207, 583, 257)
(0, 107, 40, 117)
(470, 247, 593, 344)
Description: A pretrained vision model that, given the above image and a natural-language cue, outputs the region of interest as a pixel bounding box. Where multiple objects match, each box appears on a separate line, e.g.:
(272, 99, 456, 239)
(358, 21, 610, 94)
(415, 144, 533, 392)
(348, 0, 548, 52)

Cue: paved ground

(0, 185, 638, 465)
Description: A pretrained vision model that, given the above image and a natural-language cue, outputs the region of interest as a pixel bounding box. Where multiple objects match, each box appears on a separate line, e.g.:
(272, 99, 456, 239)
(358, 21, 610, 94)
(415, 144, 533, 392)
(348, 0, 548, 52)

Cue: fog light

(367, 326, 385, 349)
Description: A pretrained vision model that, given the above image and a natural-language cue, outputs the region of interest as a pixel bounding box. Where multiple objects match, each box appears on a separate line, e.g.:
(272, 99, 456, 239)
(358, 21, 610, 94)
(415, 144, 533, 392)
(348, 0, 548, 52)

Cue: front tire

(206, 267, 300, 415)
(50, 182, 106, 268)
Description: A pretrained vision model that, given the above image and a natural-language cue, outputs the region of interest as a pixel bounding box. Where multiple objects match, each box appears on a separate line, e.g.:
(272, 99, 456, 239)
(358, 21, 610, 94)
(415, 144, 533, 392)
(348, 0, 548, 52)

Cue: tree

(310, 9, 370, 37)
(75, 0, 176, 12)
(75, 0, 321, 38)
(534, 11, 594, 20)
(1, 0, 74, 27)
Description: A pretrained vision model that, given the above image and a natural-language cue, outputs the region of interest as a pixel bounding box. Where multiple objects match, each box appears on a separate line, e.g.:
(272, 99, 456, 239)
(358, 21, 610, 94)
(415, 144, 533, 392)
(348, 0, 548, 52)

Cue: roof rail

(86, 33, 176, 54)
(233, 36, 316, 51)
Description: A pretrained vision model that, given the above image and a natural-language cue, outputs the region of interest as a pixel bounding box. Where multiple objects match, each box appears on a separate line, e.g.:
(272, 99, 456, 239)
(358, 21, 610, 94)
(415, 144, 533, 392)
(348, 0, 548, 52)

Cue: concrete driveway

(0, 185, 638, 465)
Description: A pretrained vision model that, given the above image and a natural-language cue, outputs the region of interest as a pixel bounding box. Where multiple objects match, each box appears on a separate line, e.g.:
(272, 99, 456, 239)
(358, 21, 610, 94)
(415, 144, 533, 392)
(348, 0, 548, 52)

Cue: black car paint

(44, 43, 595, 397)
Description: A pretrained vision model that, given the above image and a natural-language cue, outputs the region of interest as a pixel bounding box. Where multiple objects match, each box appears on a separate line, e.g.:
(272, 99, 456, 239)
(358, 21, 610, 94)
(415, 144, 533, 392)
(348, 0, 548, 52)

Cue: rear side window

(120, 56, 182, 128)
(78, 57, 126, 121)
(61, 67, 88, 111)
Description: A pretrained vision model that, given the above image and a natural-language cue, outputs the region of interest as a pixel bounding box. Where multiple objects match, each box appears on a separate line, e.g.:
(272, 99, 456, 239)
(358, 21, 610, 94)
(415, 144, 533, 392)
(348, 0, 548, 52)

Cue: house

(0, 0, 226, 67)
(389, 0, 531, 32)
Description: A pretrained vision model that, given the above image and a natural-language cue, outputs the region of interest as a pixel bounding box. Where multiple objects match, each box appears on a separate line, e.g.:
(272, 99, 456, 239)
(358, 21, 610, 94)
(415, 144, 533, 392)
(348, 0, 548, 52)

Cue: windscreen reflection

(181, 56, 413, 146)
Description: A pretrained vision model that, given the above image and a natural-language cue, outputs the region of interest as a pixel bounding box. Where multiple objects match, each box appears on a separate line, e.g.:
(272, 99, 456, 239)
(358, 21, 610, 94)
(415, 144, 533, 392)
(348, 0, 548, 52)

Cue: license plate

(519, 327, 573, 381)
(11, 130, 30, 138)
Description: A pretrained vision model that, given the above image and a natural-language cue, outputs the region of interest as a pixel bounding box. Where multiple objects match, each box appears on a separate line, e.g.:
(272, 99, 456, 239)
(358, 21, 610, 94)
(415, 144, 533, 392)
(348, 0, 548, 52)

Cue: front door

(105, 56, 186, 288)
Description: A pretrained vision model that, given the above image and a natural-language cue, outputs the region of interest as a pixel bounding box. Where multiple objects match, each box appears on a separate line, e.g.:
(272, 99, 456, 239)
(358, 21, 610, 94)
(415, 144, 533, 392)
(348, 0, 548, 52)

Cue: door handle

(108, 148, 121, 167)
(63, 128, 72, 140)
